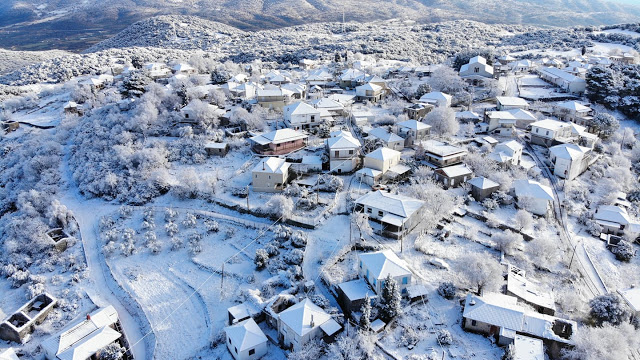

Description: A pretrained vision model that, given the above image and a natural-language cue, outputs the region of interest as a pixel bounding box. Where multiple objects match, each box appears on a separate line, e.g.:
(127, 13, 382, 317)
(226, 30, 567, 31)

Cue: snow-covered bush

(188, 232, 203, 255)
(254, 249, 269, 269)
(171, 236, 183, 251)
(437, 282, 456, 299)
(611, 241, 635, 262)
(425, 107, 458, 138)
(436, 329, 453, 346)
(165, 222, 179, 237)
(291, 231, 308, 248)
(398, 326, 420, 349)
(165, 207, 178, 222)
(100, 343, 125, 360)
(482, 198, 499, 211)
(204, 219, 219, 232)
(561, 322, 639, 360)
(284, 249, 304, 265)
(589, 293, 629, 326)
(493, 230, 522, 256)
(263, 195, 294, 219)
(182, 213, 197, 228)
(459, 252, 502, 294)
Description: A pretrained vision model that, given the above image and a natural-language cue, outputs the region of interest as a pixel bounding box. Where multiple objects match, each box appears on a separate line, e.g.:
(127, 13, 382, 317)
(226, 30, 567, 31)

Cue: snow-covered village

(1, 4, 640, 360)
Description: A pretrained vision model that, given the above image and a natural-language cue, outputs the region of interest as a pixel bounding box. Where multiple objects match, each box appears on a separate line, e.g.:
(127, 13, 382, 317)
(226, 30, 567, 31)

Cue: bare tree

(459, 252, 502, 294)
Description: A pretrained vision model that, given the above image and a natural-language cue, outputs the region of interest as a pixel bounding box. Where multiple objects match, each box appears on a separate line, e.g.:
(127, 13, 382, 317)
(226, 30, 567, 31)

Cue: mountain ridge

(0, 0, 639, 52)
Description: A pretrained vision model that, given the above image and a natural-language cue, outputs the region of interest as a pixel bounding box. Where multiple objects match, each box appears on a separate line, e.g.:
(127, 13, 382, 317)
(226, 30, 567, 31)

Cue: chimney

(469, 300, 476, 306)
(86, 314, 91, 321)
(263, 161, 265, 171)
(310, 315, 315, 328)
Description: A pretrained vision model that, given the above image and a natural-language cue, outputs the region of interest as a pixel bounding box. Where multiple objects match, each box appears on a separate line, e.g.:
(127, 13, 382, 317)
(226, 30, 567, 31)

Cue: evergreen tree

(176, 84, 189, 108)
(378, 274, 402, 321)
(210, 69, 231, 84)
(359, 293, 372, 331)
(415, 83, 431, 99)
(121, 70, 151, 98)
(586, 65, 617, 104)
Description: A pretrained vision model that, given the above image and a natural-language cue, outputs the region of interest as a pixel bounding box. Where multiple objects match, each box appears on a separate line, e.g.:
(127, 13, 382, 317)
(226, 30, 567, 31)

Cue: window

(366, 207, 372, 214)
(378, 211, 383, 217)
(536, 128, 539, 133)
(255, 175, 257, 178)
(311, 115, 316, 121)
(335, 151, 339, 157)
(268, 175, 271, 179)
(249, 349, 255, 356)
(276, 143, 281, 147)
(471, 320, 477, 326)
(234, 347, 238, 354)
(366, 269, 369, 278)
(373, 279, 377, 286)
(402, 277, 408, 284)
(359, 261, 363, 268)
(229, 338, 232, 345)
(185, 113, 189, 118)
(546, 131, 550, 136)
(474, 67, 479, 73)
(349, 150, 354, 155)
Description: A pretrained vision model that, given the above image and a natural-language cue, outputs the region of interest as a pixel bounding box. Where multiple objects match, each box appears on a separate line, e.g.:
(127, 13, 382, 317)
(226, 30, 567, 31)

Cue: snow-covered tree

(588, 113, 619, 139)
(424, 107, 459, 138)
(437, 282, 456, 299)
(460, 252, 502, 294)
(99, 343, 124, 360)
(264, 195, 294, 219)
(513, 210, 533, 232)
(561, 322, 640, 360)
(359, 293, 372, 331)
(493, 230, 522, 256)
(254, 249, 269, 269)
(379, 274, 402, 321)
(352, 212, 374, 240)
(611, 240, 635, 262)
(589, 293, 630, 326)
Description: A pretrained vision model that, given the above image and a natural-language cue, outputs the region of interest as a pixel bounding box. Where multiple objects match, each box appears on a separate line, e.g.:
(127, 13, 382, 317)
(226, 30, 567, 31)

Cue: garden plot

(100, 207, 275, 359)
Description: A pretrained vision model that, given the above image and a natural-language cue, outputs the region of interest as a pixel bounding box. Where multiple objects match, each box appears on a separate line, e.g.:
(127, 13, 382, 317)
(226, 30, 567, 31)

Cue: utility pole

(220, 262, 224, 292)
(342, 10, 345, 34)
(246, 185, 250, 211)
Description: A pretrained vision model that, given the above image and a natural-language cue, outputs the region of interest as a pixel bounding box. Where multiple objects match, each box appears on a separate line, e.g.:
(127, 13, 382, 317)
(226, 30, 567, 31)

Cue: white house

(351, 110, 375, 126)
(358, 249, 412, 295)
(397, 120, 431, 147)
(339, 68, 366, 88)
(513, 179, 554, 216)
(283, 102, 322, 130)
(419, 92, 452, 108)
(311, 98, 345, 117)
(172, 63, 197, 75)
(593, 205, 640, 236)
(225, 318, 268, 360)
(538, 67, 586, 94)
(368, 127, 405, 151)
(327, 133, 361, 173)
(460, 56, 494, 83)
(420, 140, 467, 167)
(355, 83, 384, 102)
(549, 143, 592, 180)
(490, 140, 523, 166)
(553, 101, 592, 125)
(277, 299, 341, 351)
(42, 306, 124, 360)
(354, 191, 425, 238)
(529, 119, 573, 146)
(362, 147, 401, 173)
(486, 111, 517, 135)
(496, 97, 529, 111)
(252, 158, 291, 192)
(281, 83, 307, 100)
(0, 348, 19, 360)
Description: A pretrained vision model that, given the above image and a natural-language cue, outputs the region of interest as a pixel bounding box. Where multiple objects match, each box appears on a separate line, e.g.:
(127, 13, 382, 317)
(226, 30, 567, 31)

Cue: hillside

(0, 0, 639, 51)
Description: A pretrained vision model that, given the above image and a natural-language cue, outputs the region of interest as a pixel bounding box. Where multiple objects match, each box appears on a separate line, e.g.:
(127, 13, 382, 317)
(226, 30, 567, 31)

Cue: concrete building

(529, 119, 573, 147)
(404, 103, 434, 120)
(0, 293, 57, 343)
(496, 97, 529, 111)
(277, 299, 341, 351)
(593, 205, 640, 237)
(549, 143, 592, 180)
(418, 92, 452, 108)
(224, 318, 268, 360)
(358, 249, 412, 295)
(538, 67, 586, 94)
(354, 191, 425, 238)
(460, 56, 494, 84)
(420, 140, 467, 168)
(355, 83, 384, 102)
(396, 120, 432, 147)
(252, 157, 291, 192)
(434, 164, 473, 188)
(490, 140, 523, 166)
(368, 127, 405, 151)
(327, 133, 361, 173)
(283, 102, 322, 131)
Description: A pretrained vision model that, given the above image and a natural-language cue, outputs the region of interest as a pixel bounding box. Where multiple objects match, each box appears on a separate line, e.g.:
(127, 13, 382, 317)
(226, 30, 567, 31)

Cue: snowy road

(522, 141, 607, 297)
(62, 198, 150, 360)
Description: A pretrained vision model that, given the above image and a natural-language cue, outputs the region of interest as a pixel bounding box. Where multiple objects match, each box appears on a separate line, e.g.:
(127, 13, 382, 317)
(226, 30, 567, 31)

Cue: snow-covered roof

(370, 319, 385, 332)
(539, 67, 585, 83)
(172, 63, 195, 72)
(257, 88, 285, 97)
(368, 128, 404, 143)
(496, 96, 529, 107)
(513, 180, 554, 201)
(489, 151, 512, 163)
(252, 157, 290, 174)
(499, 55, 517, 62)
(63, 101, 78, 109)
(618, 287, 640, 313)
(228, 302, 260, 322)
(513, 335, 544, 360)
(461, 56, 494, 75)
(507, 108, 537, 121)
(487, 111, 517, 121)
(42, 306, 121, 360)
(328, 94, 356, 104)
(555, 101, 590, 112)
(437, 164, 472, 177)
(310, 98, 344, 110)
(351, 110, 374, 118)
(464, 293, 524, 332)
(340, 68, 366, 81)
(224, 318, 267, 352)
(365, 147, 401, 162)
(421, 140, 466, 157)
(549, 143, 590, 160)
(495, 140, 523, 154)
(327, 134, 361, 149)
(530, 119, 571, 132)
(250, 129, 308, 145)
(356, 83, 382, 92)
(302, 156, 322, 165)
(419, 92, 452, 103)
(284, 102, 320, 116)
(338, 279, 375, 301)
(205, 142, 228, 149)
(0, 348, 19, 360)
(359, 249, 412, 281)
(507, 271, 555, 311)
(355, 191, 425, 220)
(456, 111, 480, 120)
(464, 293, 575, 345)
(594, 205, 633, 226)
(320, 319, 342, 336)
(278, 298, 333, 337)
(397, 120, 432, 131)
(468, 176, 499, 190)
(355, 168, 383, 178)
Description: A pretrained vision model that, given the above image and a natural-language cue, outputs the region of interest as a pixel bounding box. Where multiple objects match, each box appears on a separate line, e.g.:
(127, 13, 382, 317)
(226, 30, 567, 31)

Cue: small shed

(336, 279, 376, 318)
(46, 228, 71, 252)
(205, 142, 229, 157)
(468, 177, 500, 201)
(434, 164, 473, 188)
(370, 319, 386, 333)
(300, 156, 323, 173)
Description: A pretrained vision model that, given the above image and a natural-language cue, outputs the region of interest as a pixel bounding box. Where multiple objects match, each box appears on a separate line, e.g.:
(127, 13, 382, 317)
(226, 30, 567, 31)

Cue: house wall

(279, 321, 323, 351)
(462, 317, 496, 336)
(330, 158, 358, 173)
(252, 171, 288, 192)
(385, 140, 404, 151)
(356, 172, 379, 186)
(436, 173, 471, 189)
(471, 186, 498, 201)
(517, 197, 549, 216)
(363, 156, 399, 173)
(227, 335, 268, 360)
(285, 113, 321, 130)
(254, 139, 306, 155)
(358, 259, 411, 295)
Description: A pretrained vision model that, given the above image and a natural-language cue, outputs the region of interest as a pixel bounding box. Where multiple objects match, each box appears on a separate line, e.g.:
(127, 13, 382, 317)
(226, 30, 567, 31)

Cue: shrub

(284, 249, 304, 265)
(436, 329, 453, 346)
(589, 293, 629, 326)
(611, 241, 635, 262)
(437, 282, 456, 299)
(254, 249, 269, 269)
